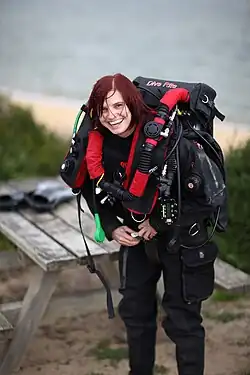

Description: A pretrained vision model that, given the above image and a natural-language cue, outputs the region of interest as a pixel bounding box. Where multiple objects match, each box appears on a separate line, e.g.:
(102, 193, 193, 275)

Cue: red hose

(160, 88, 190, 111)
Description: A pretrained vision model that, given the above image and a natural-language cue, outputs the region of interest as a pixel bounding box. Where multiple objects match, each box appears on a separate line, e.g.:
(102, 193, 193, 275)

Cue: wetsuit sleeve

(81, 177, 122, 241)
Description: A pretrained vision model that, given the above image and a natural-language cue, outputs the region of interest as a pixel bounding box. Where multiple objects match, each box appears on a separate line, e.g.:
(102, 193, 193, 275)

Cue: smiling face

(87, 73, 152, 137)
(99, 90, 132, 137)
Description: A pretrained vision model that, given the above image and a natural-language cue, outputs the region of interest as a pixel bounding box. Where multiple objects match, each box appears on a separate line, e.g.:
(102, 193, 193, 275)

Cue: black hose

(167, 141, 182, 252)
(137, 143, 155, 173)
(98, 179, 134, 201)
(165, 117, 183, 162)
(186, 120, 225, 180)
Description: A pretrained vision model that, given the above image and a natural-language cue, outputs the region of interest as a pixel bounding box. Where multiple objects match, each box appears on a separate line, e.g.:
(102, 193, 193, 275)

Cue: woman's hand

(112, 226, 141, 247)
(138, 219, 157, 241)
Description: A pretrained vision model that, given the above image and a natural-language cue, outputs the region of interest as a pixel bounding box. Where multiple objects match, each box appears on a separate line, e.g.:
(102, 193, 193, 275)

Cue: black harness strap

(76, 193, 115, 319)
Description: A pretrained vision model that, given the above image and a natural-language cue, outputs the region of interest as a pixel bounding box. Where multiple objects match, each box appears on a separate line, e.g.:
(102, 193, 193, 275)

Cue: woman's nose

(106, 110, 117, 120)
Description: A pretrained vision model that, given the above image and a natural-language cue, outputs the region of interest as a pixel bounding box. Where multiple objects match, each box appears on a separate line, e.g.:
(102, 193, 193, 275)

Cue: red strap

(129, 170, 149, 197)
(75, 159, 87, 188)
(123, 123, 143, 189)
(86, 130, 105, 179)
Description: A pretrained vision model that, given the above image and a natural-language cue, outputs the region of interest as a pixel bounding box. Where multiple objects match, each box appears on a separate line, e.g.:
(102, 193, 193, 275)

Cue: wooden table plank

(68, 194, 92, 215)
(21, 209, 108, 260)
(54, 203, 119, 253)
(0, 178, 118, 257)
(0, 313, 13, 334)
(7, 178, 119, 252)
(215, 258, 250, 293)
(0, 212, 77, 271)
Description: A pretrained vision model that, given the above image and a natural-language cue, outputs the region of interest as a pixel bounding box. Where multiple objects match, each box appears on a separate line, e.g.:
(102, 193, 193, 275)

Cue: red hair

(87, 73, 152, 130)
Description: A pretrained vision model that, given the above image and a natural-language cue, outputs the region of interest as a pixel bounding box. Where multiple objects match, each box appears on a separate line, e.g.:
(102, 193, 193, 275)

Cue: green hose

(73, 109, 83, 136)
(94, 214, 106, 243)
(72, 108, 106, 243)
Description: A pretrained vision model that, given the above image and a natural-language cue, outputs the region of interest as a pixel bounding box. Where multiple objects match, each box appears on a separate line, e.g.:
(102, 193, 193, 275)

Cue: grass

(0, 95, 68, 251)
(86, 339, 170, 373)
(155, 364, 170, 374)
(86, 339, 128, 368)
(234, 337, 250, 347)
(0, 233, 16, 251)
(203, 310, 246, 323)
(211, 289, 246, 302)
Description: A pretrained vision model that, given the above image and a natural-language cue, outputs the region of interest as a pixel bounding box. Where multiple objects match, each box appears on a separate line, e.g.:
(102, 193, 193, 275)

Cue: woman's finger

(118, 233, 140, 246)
(142, 229, 153, 241)
(138, 227, 148, 237)
(123, 232, 140, 244)
(119, 238, 140, 246)
(138, 220, 149, 230)
(139, 228, 157, 241)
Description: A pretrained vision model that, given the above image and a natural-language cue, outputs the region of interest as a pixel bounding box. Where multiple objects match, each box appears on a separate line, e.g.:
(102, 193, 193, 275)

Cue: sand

(2, 263, 250, 375)
(1, 263, 250, 375)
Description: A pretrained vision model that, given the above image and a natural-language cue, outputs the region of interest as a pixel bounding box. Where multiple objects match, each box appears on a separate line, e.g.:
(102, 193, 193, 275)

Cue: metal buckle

(131, 212, 147, 223)
(202, 94, 209, 104)
(188, 223, 200, 236)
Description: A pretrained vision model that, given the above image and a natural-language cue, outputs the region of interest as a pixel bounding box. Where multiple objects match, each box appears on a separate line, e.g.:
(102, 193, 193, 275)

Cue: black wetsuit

(81, 127, 218, 375)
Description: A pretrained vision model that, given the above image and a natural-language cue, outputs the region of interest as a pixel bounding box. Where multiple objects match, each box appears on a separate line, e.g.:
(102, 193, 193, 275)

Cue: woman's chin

(110, 126, 127, 135)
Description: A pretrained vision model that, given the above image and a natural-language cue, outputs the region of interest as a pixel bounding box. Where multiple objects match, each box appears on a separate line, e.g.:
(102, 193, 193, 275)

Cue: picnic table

(0, 176, 120, 375)
(0, 176, 250, 375)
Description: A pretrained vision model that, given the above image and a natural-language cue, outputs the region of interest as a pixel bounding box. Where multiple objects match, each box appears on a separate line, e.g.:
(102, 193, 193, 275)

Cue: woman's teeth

(109, 119, 123, 126)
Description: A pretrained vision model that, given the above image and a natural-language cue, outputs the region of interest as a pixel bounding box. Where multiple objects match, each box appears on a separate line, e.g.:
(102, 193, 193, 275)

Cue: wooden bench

(0, 176, 250, 374)
(0, 177, 120, 375)
(0, 314, 13, 339)
(0, 312, 13, 358)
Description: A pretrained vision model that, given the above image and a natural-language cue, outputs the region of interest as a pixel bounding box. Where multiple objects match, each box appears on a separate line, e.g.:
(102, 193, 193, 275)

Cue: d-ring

(189, 223, 200, 236)
(131, 212, 146, 223)
(71, 188, 81, 196)
(202, 94, 209, 104)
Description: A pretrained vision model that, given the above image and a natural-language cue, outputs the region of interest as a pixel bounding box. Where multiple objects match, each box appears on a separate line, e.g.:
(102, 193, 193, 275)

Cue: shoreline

(2, 88, 250, 153)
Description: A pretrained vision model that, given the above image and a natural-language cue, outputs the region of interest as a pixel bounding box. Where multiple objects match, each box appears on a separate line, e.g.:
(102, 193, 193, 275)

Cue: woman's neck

(118, 124, 136, 138)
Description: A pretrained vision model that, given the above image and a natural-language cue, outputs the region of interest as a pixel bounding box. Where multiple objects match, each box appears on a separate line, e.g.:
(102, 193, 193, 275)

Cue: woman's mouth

(109, 118, 123, 126)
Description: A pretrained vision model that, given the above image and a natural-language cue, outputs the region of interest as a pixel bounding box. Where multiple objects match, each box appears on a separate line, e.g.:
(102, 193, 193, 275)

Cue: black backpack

(132, 76, 227, 233)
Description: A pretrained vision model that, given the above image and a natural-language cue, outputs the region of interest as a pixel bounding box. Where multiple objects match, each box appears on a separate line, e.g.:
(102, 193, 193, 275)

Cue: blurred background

(0, 0, 250, 125)
(1, 2, 250, 375)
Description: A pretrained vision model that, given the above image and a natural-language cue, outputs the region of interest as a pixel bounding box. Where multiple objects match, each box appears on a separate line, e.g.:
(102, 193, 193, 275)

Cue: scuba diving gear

(0, 180, 74, 212)
(124, 88, 189, 199)
(59, 76, 227, 318)
(60, 76, 227, 236)
(0, 191, 25, 211)
(23, 180, 74, 212)
(60, 77, 226, 219)
(60, 104, 91, 190)
(133, 76, 225, 135)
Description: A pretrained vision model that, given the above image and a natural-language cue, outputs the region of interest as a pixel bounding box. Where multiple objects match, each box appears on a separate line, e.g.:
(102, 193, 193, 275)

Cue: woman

(81, 73, 219, 375)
